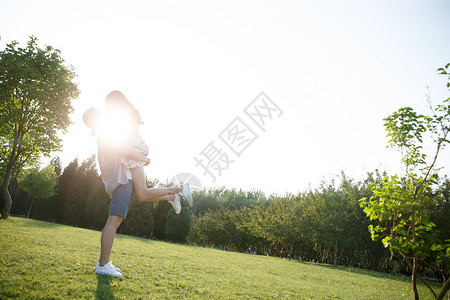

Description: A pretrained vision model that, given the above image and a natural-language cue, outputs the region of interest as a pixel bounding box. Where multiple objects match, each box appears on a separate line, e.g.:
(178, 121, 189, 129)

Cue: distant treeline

(2, 155, 449, 278)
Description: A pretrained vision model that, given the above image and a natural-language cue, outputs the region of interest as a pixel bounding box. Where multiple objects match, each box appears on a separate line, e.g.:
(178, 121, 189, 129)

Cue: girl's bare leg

(150, 194, 176, 201)
(130, 167, 182, 202)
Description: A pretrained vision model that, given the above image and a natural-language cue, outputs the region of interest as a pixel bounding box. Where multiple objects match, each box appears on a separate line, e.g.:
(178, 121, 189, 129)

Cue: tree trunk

(400, 251, 436, 298)
(334, 239, 338, 267)
(278, 246, 284, 258)
(411, 209, 419, 300)
(1, 169, 13, 219)
(2, 138, 19, 220)
(288, 238, 296, 261)
(436, 276, 450, 300)
(412, 257, 419, 300)
(26, 197, 36, 219)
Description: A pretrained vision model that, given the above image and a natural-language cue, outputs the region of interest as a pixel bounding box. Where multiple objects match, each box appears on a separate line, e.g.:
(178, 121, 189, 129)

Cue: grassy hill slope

(0, 217, 444, 299)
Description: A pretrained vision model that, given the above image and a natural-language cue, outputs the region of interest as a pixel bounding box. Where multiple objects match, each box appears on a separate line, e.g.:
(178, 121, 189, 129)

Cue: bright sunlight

(97, 108, 136, 150)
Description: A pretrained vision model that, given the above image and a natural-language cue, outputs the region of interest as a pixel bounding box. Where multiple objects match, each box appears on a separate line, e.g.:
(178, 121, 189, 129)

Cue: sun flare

(97, 108, 136, 149)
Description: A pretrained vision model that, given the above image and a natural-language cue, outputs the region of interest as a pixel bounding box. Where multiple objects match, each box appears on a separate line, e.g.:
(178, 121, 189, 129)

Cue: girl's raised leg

(130, 166, 182, 202)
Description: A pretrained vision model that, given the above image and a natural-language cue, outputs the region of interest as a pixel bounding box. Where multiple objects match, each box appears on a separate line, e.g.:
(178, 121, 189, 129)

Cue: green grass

(0, 217, 446, 299)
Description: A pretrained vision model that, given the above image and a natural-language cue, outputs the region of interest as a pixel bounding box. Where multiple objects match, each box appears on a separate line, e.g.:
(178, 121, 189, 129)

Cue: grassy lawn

(0, 217, 446, 299)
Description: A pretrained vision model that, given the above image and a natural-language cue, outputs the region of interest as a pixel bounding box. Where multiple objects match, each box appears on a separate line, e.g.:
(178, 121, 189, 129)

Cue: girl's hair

(106, 90, 143, 124)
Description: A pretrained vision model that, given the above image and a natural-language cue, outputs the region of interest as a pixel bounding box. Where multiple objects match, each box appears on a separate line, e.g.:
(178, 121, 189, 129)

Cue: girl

(104, 90, 193, 214)
(83, 92, 193, 214)
(106, 91, 193, 214)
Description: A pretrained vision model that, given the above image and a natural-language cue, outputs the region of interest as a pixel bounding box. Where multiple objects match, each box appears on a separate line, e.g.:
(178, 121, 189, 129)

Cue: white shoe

(95, 261, 120, 272)
(169, 194, 181, 214)
(95, 261, 123, 278)
(180, 183, 194, 207)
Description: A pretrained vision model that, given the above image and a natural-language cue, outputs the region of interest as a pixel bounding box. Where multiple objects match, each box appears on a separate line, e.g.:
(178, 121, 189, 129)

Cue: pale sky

(1, 0, 449, 196)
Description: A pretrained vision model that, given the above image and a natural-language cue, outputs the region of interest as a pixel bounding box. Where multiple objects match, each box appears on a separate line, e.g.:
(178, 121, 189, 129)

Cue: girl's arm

(125, 147, 150, 166)
(98, 135, 150, 165)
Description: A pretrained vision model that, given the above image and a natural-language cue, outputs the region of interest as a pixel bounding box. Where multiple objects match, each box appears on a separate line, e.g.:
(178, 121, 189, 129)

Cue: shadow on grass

(9, 216, 67, 229)
(96, 275, 115, 300)
(304, 262, 443, 288)
(309, 263, 409, 281)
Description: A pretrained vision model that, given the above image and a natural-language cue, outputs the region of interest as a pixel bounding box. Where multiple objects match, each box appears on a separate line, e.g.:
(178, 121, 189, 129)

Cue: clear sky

(1, 0, 449, 195)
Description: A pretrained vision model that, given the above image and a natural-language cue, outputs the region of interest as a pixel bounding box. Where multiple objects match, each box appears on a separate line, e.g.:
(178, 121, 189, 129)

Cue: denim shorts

(109, 180, 133, 218)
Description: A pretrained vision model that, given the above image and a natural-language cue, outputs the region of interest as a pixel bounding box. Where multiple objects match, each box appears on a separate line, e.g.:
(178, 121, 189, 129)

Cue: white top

(125, 168, 132, 180)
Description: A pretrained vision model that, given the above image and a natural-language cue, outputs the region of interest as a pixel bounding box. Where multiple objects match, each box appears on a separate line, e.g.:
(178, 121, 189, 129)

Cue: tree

(118, 199, 154, 239)
(18, 165, 57, 218)
(49, 156, 62, 176)
(188, 207, 243, 249)
(0, 36, 79, 219)
(360, 64, 450, 300)
(54, 158, 78, 222)
(245, 198, 302, 259)
(165, 201, 191, 243)
(63, 155, 97, 227)
(84, 177, 111, 230)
